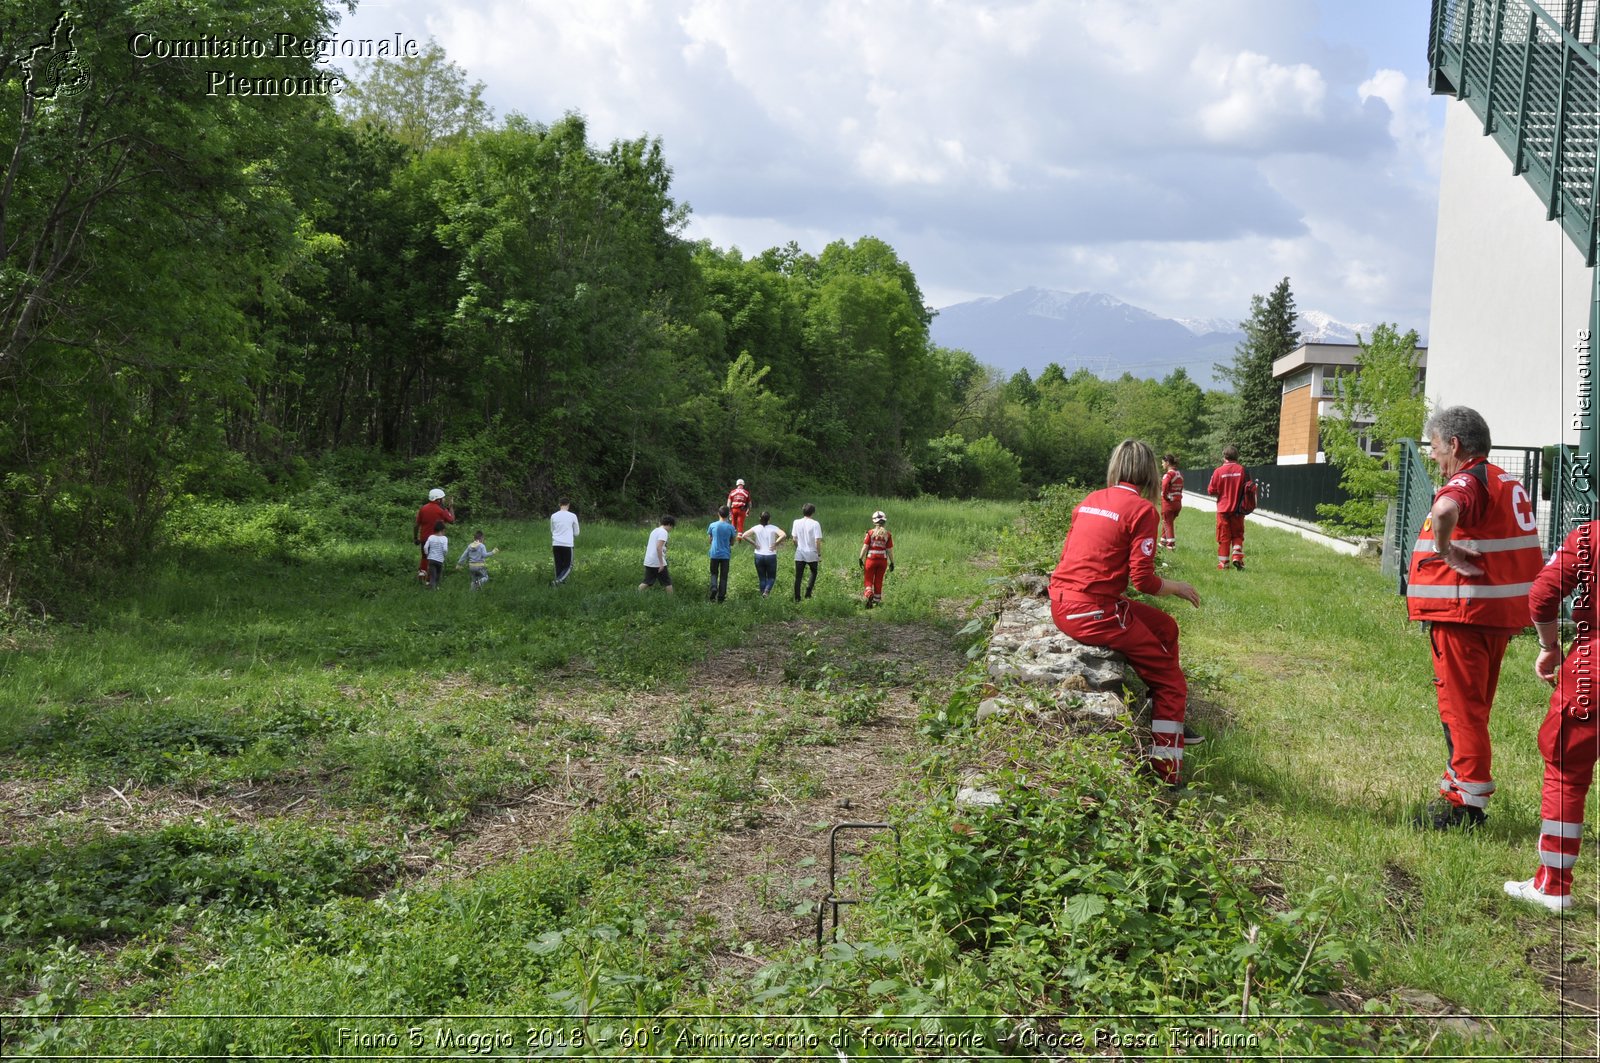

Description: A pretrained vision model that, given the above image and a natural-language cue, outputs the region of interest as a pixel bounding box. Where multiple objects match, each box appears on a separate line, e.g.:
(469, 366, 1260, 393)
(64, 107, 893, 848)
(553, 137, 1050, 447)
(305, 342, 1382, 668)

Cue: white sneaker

(1503, 878, 1573, 913)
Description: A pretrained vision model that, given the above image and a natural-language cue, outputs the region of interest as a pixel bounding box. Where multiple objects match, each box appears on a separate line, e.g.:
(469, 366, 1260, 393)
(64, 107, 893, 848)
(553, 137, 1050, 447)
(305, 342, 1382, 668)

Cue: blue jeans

(753, 553, 777, 594)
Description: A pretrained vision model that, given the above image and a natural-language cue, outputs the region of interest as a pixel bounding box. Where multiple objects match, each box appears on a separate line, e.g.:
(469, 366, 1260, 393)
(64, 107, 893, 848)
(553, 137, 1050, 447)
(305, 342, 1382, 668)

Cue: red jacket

(727, 486, 751, 512)
(1160, 469, 1184, 507)
(863, 527, 893, 558)
(1406, 459, 1542, 628)
(1207, 462, 1246, 514)
(1530, 520, 1598, 629)
(1049, 483, 1161, 604)
(415, 501, 454, 545)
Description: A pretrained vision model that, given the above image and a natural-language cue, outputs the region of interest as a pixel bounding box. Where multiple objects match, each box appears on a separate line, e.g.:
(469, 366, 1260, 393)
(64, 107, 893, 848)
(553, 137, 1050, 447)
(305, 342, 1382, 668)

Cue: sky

(330, 0, 1447, 329)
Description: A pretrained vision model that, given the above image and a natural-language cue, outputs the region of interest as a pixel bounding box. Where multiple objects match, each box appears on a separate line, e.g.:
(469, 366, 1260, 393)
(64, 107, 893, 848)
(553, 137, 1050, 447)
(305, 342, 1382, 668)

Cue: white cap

(428, 488, 446, 501)
(736, 479, 745, 486)
(872, 510, 886, 523)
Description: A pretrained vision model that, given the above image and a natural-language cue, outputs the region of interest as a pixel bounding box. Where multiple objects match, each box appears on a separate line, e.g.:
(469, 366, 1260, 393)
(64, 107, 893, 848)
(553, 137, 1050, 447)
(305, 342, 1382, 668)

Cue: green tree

(1316, 324, 1427, 536)
(1217, 277, 1298, 464)
(340, 40, 493, 151)
(966, 435, 1024, 499)
(0, 0, 340, 597)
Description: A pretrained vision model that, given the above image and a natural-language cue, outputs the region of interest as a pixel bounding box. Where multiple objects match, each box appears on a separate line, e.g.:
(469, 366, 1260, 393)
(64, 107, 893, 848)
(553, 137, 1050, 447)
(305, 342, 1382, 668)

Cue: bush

(998, 482, 1085, 575)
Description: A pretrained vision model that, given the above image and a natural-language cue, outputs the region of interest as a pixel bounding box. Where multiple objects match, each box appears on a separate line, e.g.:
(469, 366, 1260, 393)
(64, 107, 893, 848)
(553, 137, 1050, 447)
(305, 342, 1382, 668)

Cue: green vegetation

(2, 495, 1591, 1059)
(1318, 324, 1429, 536)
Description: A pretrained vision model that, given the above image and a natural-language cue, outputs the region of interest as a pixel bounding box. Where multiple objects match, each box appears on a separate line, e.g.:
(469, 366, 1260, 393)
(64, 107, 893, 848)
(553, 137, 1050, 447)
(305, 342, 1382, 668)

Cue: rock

(1059, 690, 1125, 720)
(956, 786, 1003, 808)
(976, 697, 1012, 721)
(1393, 989, 1485, 1038)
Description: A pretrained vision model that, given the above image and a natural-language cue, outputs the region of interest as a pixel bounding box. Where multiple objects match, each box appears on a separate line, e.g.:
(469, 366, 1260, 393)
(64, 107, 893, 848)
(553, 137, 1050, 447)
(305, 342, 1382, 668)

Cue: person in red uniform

(1506, 519, 1600, 911)
(1406, 406, 1543, 829)
(1206, 445, 1247, 570)
(415, 488, 455, 583)
(727, 479, 751, 536)
(1159, 453, 1184, 551)
(1050, 440, 1202, 785)
(858, 510, 894, 608)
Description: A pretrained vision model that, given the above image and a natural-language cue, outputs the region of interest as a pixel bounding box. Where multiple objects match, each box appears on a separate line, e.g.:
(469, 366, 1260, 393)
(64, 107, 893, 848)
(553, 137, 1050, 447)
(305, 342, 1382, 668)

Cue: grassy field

(0, 493, 1594, 1059)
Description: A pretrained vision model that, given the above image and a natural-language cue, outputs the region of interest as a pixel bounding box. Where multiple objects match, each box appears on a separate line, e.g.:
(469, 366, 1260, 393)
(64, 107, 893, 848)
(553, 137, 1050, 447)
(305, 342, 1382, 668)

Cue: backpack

(1238, 472, 1258, 516)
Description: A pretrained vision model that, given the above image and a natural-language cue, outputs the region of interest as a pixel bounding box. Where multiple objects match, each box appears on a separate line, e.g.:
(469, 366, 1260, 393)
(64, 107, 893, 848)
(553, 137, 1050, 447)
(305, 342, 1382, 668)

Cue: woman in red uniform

(858, 510, 894, 608)
(1050, 440, 1202, 785)
(1159, 453, 1184, 550)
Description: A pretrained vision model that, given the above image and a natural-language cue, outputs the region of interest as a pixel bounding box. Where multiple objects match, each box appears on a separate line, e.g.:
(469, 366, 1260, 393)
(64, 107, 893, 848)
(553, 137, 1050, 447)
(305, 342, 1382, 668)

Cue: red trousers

(1427, 622, 1513, 809)
(1530, 637, 1600, 895)
(1160, 504, 1180, 546)
(731, 508, 747, 535)
(1215, 513, 1244, 564)
(1052, 595, 1188, 783)
(862, 557, 887, 600)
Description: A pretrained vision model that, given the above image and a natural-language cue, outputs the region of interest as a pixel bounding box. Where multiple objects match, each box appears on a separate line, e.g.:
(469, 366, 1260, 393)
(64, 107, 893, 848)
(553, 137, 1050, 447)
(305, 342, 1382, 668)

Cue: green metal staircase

(1429, 0, 1600, 548)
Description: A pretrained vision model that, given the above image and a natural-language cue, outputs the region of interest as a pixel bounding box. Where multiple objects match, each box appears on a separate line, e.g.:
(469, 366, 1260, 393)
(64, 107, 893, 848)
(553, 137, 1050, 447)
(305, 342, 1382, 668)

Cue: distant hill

(928, 287, 1391, 390)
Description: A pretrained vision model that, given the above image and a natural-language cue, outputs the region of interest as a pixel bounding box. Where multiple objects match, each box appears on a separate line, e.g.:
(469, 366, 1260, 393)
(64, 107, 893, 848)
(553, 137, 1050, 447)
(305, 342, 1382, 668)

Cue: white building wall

(1427, 99, 1590, 449)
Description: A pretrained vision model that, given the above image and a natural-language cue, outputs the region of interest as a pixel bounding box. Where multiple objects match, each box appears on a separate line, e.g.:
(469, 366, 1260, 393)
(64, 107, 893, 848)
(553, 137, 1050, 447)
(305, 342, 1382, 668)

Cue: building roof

(1272, 340, 1428, 380)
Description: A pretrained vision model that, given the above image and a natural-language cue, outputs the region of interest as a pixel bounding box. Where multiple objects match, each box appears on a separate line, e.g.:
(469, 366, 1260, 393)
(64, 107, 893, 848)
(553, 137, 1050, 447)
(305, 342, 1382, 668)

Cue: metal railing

(1550, 446, 1600, 549)
(1430, 0, 1600, 264)
(1389, 440, 1439, 591)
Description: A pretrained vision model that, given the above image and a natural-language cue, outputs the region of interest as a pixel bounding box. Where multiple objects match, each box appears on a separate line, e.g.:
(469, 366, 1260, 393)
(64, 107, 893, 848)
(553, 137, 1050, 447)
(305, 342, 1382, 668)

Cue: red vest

(1405, 460, 1543, 628)
(728, 487, 750, 511)
(1161, 469, 1184, 504)
(864, 527, 892, 558)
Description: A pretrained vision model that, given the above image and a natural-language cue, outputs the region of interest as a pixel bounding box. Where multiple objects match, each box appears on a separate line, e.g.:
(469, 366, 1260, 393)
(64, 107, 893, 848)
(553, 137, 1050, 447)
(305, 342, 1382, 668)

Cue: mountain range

(928, 287, 1393, 390)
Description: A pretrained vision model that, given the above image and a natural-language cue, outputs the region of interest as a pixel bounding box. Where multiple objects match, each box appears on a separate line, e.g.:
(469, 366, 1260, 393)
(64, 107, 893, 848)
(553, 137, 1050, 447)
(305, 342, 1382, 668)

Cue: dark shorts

(642, 564, 672, 587)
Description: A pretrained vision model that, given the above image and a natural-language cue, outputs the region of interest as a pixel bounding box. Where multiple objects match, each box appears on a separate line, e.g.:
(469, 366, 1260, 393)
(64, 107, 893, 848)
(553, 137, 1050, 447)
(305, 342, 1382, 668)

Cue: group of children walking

(640, 488, 896, 607)
(411, 482, 895, 606)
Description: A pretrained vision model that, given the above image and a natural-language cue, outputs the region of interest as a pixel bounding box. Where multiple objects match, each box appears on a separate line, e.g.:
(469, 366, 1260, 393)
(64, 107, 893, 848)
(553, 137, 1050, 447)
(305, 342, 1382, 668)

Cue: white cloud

(1196, 51, 1328, 146)
(333, 0, 1445, 332)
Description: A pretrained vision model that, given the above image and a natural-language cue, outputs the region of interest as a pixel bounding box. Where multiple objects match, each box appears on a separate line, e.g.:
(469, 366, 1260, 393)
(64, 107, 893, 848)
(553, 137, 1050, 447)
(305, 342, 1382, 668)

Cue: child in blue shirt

(707, 505, 737, 603)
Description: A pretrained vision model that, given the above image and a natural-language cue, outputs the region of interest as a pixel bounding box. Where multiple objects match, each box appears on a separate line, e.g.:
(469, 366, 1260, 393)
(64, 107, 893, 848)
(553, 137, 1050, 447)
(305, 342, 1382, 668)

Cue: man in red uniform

(1506, 519, 1600, 910)
(858, 510, 894, 607)
(1406, 406, 1543, 829)
(727, 479, 751, 536)
(415, 488, 455, 583)
(1050, 440, 1202, 785)
(1206, 445, 1247, 570)
(1159, 453, 1184, 551)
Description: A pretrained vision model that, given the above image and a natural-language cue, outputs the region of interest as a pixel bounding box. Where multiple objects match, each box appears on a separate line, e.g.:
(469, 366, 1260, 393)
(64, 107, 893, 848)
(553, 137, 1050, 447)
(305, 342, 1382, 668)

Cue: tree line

(0, 9, 1300, 606)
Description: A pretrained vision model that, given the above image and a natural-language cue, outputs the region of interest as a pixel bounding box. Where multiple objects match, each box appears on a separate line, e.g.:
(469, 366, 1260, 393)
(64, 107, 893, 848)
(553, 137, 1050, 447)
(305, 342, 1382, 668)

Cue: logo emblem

(1141, 538, 1155, 556)
(24, 12, 90, 101)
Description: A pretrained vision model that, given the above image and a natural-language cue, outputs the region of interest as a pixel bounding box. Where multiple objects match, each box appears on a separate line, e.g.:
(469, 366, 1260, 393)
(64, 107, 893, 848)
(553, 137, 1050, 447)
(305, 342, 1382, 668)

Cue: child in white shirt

(423, 522, 449, 590)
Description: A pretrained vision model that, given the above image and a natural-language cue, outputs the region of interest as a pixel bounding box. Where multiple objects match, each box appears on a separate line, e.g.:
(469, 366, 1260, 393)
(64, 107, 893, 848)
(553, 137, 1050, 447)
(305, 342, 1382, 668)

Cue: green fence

(1550, 446, 1600, 550)
(1389, 440, 1438, 592)
(1430, 0, 1600, 265)
(1179, 462, 1350, 525)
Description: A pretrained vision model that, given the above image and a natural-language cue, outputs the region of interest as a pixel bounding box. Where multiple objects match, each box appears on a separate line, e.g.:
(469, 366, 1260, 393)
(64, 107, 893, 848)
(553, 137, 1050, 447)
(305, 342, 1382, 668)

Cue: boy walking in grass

(550, 498, 579, 586)
(707, 505, 737, 602)
(455, 529, 499, 590)
(791, 503, 823, 601)
(423, 521, 449, 590)
(639, 516, 675, 592)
